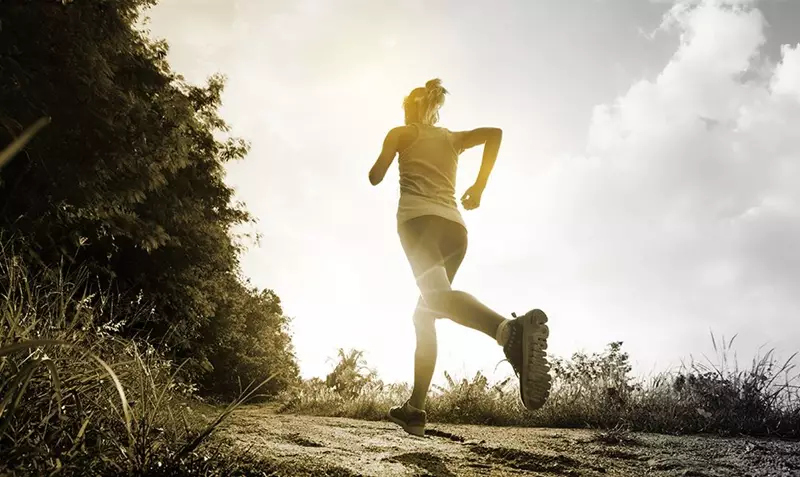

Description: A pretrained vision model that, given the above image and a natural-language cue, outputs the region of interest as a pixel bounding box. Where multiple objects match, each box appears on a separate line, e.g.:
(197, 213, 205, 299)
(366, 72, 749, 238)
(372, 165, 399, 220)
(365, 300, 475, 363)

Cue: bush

(280, 340, 800, 438)
(667, 334, 799, 436)
(427, 372, 521, 425)
(277, 349, 405, 420)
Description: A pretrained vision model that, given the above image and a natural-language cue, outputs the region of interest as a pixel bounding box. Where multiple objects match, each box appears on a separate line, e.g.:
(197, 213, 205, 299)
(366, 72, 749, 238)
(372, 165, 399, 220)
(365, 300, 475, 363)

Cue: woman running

(369, 78, 552, 437)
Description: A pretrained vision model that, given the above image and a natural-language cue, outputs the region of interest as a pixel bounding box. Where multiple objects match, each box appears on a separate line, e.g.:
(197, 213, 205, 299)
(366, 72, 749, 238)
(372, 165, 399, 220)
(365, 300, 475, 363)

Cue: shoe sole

(388, 412, 425, 437)
(520, 309, 551, 411)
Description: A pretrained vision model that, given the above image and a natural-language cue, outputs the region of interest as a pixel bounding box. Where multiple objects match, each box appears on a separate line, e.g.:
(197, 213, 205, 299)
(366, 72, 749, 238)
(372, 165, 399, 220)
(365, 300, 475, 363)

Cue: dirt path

(218, 405, 800, 476)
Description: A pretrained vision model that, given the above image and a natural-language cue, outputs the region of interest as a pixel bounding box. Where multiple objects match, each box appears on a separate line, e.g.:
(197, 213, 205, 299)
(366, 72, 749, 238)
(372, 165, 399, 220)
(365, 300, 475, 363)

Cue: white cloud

(512, 1, 800, 365)
(650, 0, 761, 5)
(772, 43, 800, 101)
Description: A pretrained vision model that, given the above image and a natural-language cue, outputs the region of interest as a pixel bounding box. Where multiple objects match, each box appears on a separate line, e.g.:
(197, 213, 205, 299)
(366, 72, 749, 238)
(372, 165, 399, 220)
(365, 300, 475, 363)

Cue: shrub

(280, 340, 800, 438)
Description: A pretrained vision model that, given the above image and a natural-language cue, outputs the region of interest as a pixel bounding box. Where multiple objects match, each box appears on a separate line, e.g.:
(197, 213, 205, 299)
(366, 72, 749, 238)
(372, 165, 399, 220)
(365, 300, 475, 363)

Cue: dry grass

(0, 244, 273, 476)
(281, 340, 800, 438)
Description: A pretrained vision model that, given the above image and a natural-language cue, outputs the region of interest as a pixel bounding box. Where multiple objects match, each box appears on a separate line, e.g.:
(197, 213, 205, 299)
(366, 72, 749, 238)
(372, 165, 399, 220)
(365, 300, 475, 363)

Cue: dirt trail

(218, 405, 800, 477)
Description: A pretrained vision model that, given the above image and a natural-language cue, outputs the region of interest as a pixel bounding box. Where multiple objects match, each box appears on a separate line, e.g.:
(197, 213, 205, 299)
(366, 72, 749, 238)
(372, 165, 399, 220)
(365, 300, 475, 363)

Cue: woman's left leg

(409, 297, 437, 410)
(408, 239, 466, 410)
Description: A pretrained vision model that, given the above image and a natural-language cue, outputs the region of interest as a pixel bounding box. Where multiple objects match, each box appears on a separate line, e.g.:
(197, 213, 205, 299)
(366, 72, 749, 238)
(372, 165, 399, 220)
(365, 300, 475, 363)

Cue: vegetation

(0, 247, 276, 475)
(324, 348, 378, 399)
(0, 0, 298, 399)
(0, 1, 300, 475)
(280, 341, 800, 438)
(1, 1, 798, 475)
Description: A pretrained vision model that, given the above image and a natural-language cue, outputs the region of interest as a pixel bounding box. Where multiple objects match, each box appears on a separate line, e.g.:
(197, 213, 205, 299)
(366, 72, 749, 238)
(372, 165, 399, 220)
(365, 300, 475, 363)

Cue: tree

(0, 0, 298, 398)
(202, 278, 300, 397)
(325, 348, 377, 398)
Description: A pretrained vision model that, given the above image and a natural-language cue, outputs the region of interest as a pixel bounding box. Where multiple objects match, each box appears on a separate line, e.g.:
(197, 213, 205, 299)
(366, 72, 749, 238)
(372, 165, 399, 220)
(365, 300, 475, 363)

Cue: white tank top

(396, 123, 466, 229)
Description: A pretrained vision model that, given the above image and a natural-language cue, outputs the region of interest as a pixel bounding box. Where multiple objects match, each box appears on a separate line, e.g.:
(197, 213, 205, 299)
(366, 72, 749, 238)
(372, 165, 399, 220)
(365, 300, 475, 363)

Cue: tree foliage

(325, 348, 377, 398)
(0, 0, 298, 398)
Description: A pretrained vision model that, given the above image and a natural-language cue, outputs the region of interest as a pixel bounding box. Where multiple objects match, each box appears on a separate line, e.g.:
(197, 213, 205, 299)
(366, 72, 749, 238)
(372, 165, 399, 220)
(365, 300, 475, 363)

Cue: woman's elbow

(369, 170, 382, 186)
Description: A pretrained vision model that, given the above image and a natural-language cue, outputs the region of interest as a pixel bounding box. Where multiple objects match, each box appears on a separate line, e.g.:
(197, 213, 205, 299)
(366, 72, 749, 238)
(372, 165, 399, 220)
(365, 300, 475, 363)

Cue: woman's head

(403, 78, 448, 125)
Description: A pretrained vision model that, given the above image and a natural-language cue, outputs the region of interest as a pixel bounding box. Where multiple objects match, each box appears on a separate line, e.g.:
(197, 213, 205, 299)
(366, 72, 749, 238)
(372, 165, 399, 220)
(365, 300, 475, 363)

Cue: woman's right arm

(454, 127, 503, 190)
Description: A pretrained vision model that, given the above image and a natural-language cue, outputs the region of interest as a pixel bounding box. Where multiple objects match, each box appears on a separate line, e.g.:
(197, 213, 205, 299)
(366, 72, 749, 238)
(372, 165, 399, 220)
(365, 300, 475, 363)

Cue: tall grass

(0, 243, 272, 476)
(281, 341, 800, 438)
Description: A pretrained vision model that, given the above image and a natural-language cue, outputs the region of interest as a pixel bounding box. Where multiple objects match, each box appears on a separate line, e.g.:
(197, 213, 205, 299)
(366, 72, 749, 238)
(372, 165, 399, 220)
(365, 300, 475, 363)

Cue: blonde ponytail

(403, 78, 448, 125)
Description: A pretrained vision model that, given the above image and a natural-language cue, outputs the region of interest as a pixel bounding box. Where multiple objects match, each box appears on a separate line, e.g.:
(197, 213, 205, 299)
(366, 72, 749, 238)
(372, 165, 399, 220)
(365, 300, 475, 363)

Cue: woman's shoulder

(390, 125, 419, 152)
(387, 124, 418, 137)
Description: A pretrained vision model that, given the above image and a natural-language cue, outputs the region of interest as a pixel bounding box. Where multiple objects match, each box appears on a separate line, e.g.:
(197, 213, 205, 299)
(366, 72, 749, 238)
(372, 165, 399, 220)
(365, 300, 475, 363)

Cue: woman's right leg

(399, 216, 552, 413)
(400, 217, 507, 341)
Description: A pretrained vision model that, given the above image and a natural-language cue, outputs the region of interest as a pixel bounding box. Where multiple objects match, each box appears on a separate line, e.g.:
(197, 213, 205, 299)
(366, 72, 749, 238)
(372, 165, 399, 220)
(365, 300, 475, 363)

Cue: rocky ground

(217, 405, 800, 476)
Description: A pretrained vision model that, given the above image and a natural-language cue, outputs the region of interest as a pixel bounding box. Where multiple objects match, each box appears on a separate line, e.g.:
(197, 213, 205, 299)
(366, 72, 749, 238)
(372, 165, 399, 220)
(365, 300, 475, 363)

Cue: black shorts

(397, 215, 468, 286)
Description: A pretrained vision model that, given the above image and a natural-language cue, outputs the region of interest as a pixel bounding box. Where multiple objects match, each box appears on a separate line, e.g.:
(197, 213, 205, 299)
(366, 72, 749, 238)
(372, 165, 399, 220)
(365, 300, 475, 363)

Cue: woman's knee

(420, 289, 455, 315)
(413, 307, 436, 331)
(412, 309, 437, 348)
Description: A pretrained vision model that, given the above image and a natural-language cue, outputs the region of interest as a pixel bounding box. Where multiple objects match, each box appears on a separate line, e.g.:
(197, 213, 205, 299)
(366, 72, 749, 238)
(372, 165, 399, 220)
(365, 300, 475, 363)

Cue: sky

(143, 0, 800, 386)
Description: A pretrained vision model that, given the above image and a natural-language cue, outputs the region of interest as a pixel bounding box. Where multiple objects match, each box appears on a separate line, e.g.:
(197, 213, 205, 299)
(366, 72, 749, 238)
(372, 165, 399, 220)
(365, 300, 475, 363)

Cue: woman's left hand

(461, 184, 484, 210)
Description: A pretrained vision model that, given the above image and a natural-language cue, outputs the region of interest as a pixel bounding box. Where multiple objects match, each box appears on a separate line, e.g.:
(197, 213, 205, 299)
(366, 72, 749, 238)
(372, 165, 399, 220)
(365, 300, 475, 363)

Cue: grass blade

(90, 355, 133, 445)
(174, 374, 275, 461)
(0, 339, 70, 358)
(0, 358, 44, 436)
(41, 358, 64, 418)
(0, 116, 51, 171)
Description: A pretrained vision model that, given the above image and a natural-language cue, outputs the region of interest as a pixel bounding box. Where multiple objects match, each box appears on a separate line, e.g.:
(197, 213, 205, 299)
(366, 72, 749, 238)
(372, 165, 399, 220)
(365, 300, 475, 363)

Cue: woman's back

(368, 78, 497, 228)
(396, 123, 465, 228)
(398, 123, 461, 208)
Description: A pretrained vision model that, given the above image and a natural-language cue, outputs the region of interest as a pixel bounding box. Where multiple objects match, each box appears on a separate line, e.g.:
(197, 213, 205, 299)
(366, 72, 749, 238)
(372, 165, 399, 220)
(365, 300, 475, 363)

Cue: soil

(217, 405, 800, 477)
